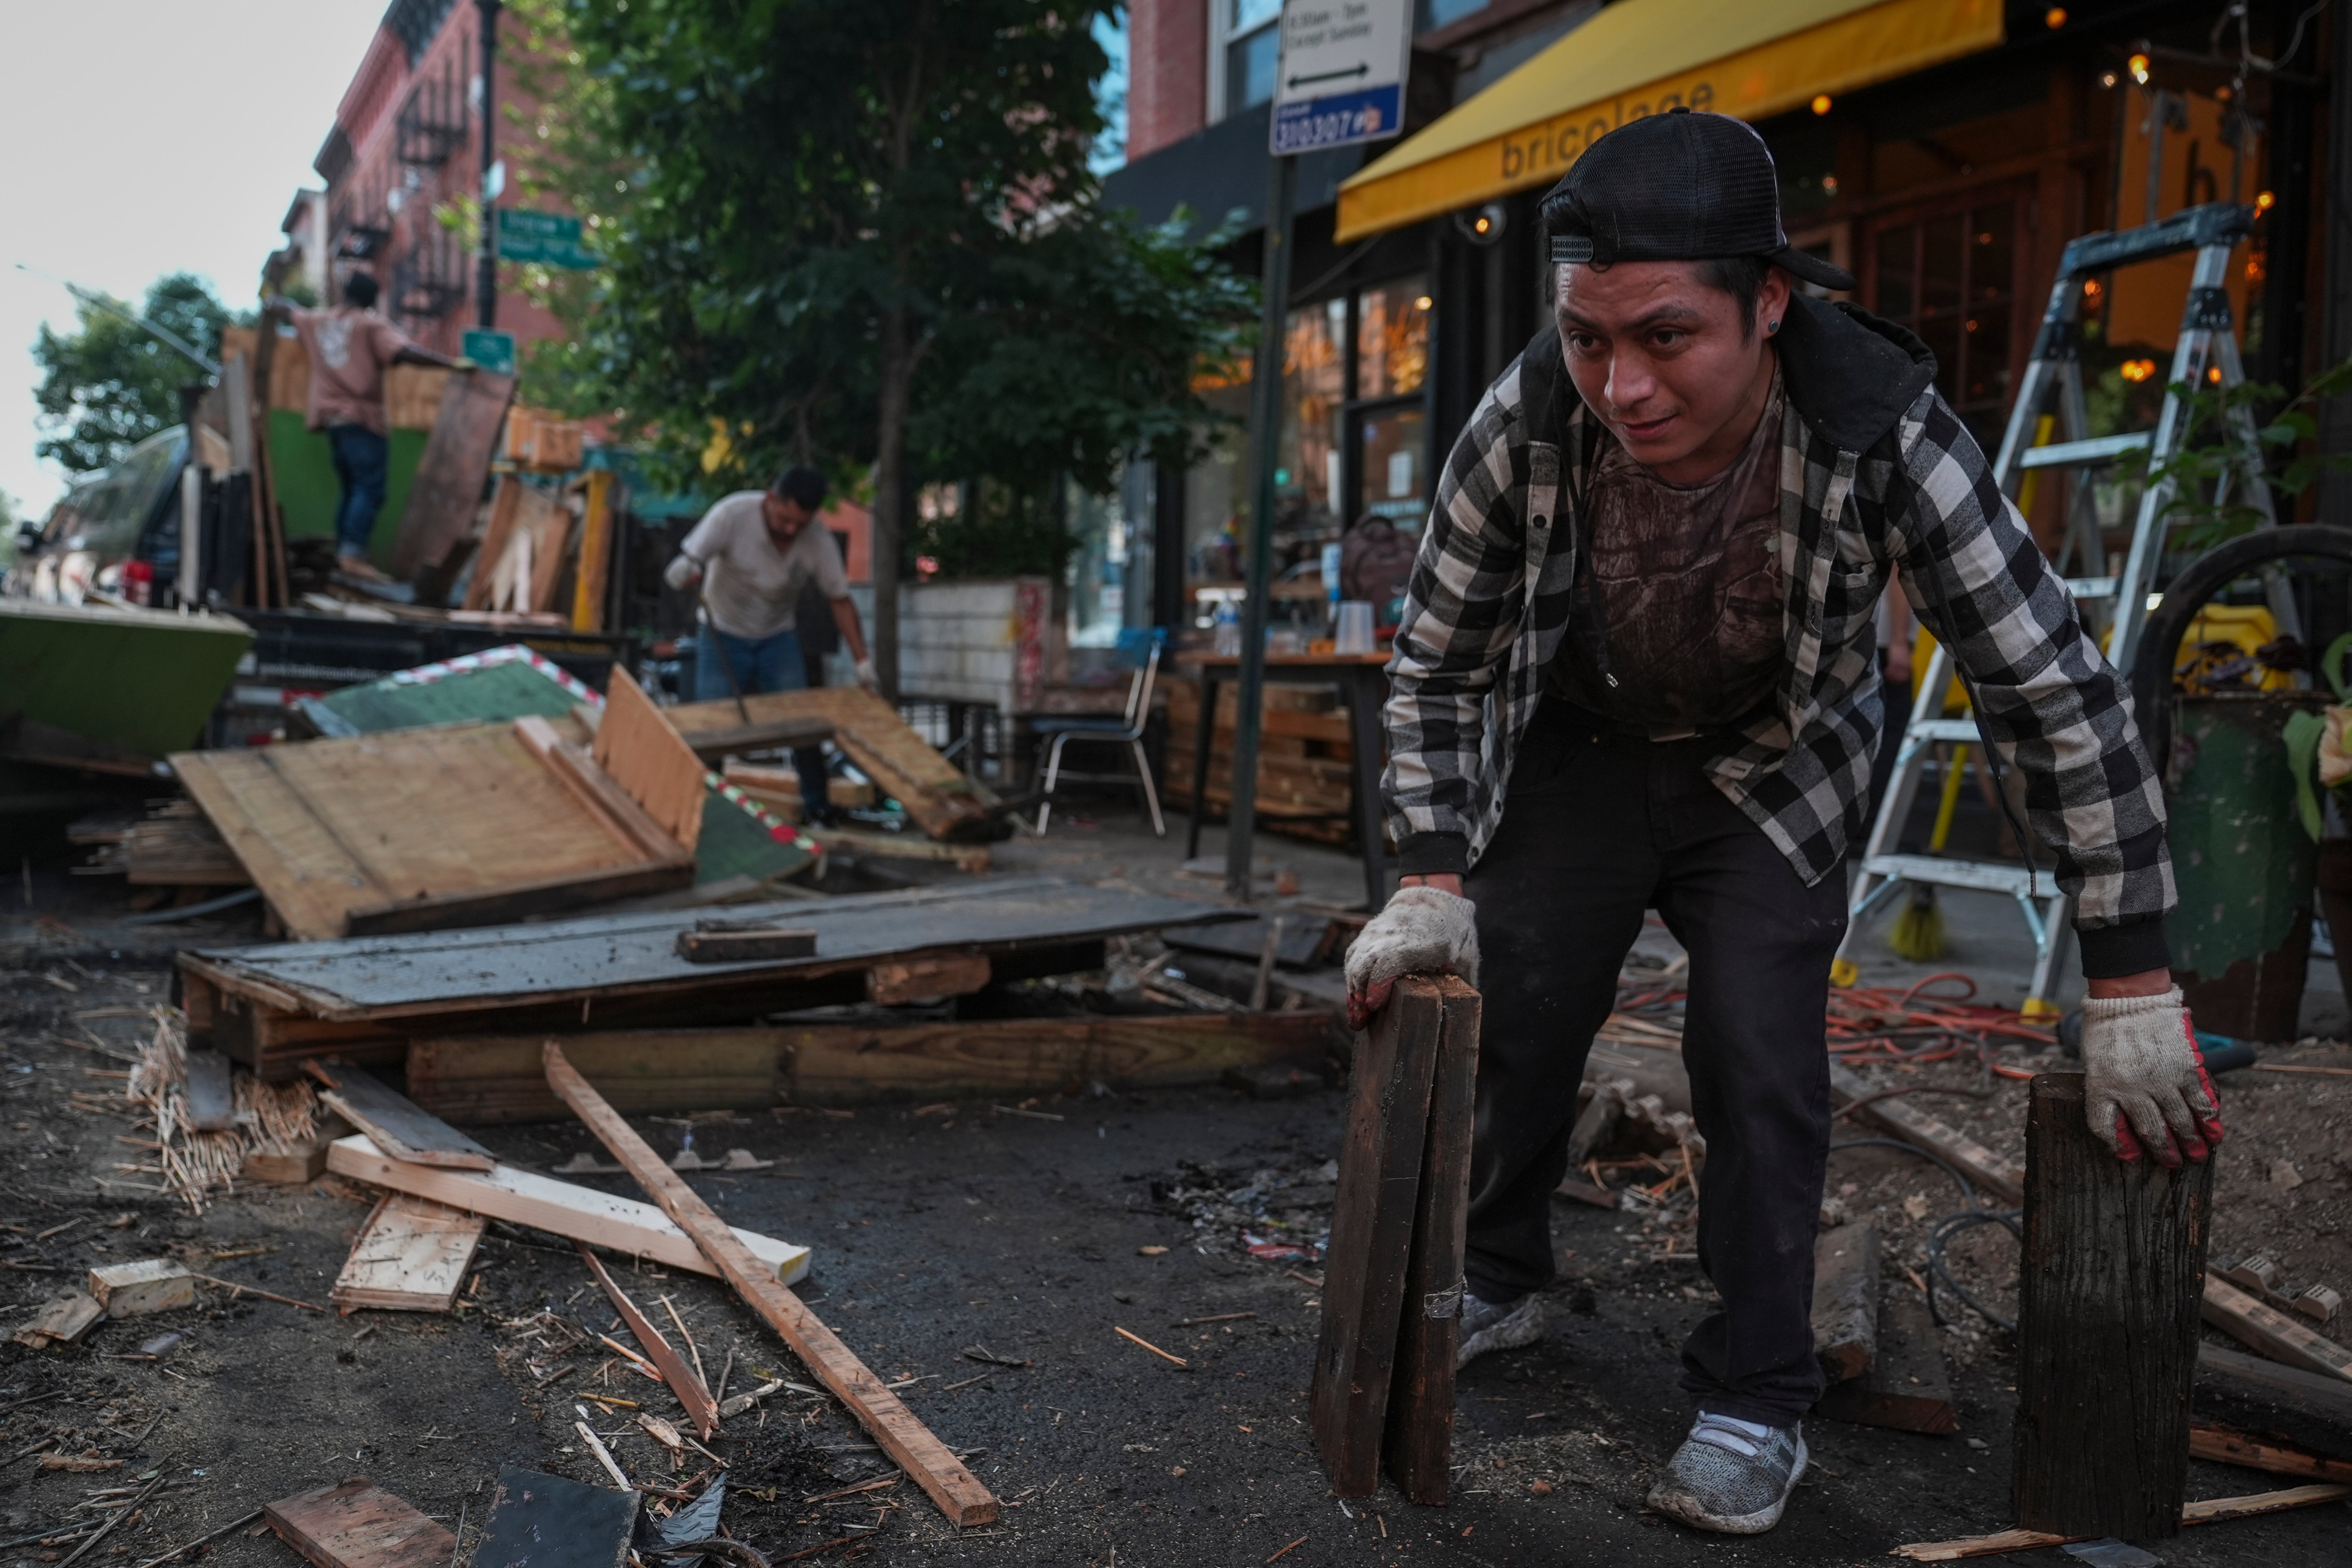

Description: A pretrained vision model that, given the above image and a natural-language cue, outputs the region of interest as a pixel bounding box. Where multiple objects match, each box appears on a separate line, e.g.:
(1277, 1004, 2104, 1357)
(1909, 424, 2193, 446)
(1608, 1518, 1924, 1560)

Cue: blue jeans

(327, 424, 389, 560)
(696, 626, 831, 820)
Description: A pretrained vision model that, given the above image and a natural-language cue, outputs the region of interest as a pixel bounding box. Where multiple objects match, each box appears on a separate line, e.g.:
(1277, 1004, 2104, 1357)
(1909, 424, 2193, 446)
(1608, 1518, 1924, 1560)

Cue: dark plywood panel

(473, 1467, 637, 1568)
(390, 369, 515, 579)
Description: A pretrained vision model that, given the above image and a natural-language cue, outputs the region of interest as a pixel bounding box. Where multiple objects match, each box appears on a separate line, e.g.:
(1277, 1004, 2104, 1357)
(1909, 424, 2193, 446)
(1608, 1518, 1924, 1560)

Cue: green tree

(32, 274, 232, 474)
(517, 0, 1254, 691)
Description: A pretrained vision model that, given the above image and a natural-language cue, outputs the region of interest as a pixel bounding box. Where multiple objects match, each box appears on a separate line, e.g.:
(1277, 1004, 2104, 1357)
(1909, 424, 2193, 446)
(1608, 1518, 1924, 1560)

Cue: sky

(0, 1, 390, 520)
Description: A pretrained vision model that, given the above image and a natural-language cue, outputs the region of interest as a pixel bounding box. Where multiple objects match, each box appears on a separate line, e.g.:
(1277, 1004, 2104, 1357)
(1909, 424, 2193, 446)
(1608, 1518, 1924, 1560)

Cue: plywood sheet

(173, 721, 689, 941)
(332, 1194, 485, 1311)
(595, 668, 706, 852)
(390, 369, 515, 579)
(265, 1480, 455, 1568)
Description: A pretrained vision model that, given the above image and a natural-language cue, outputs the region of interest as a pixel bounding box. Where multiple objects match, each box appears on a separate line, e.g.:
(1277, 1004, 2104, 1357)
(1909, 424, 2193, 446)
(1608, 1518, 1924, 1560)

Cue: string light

(2127, 53, 2151, 85)
(2120, 358, 2157, 382)
(2255, 190, 2277, 213)
(1811, 93, 1833, 115)
(2045, 6, 2067, 26)
(2100, 71, 2119, 89)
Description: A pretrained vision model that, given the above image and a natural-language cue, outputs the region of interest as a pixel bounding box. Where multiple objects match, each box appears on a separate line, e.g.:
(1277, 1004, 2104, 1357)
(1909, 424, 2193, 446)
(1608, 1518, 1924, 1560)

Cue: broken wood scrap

(2196, 1344, 2352, 1427)
(1812, 1292, 1954, 1434)
(1827, 1062, 2022, 1204)
(13, 1291, 104, 1347)
(86, 1259, 195, 1317)
(542, 1042, 998, 1527)
(592, 667, 707, 854)
(242, 1139, 330, 1184)
(124, 808, 249, 888)
(2189, 1423, 2352, 1483)
(307, 1060, 496, 1171)
(866, 953, 991, 1005)
(514, 715, 693, 867)
(474, 1466, 638, 1568)
(676, 919, 817, 965)
(389, 366, 515, 579)
(576, 1242, 718, 1438)
(2203, 1273, 2352, 1382)
(667, 687, 994, 841)
(1891, 1484, 2352, 1559)
(324, 1135, 810, 1283)
(264, 1478, 455, 1568)
(675, 714, 836, 761)
(1810, 1223, 1880, 1383)
(330, 1194, 486, 1313)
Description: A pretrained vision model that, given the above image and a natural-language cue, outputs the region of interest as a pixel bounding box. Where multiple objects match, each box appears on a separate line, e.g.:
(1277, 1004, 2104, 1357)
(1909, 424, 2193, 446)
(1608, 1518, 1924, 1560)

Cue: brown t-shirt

(1549, 370, 1788, 731)
(290, 305, 415, 435)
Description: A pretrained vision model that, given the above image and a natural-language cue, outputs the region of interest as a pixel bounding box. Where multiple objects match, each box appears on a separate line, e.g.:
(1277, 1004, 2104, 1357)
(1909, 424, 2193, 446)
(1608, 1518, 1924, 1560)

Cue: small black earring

(1768, 319, 1780, 333)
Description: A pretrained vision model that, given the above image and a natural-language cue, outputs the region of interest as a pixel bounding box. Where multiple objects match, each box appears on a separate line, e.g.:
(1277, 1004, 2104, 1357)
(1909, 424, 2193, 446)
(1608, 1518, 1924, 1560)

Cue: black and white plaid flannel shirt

(1380, 294, 2172, 976)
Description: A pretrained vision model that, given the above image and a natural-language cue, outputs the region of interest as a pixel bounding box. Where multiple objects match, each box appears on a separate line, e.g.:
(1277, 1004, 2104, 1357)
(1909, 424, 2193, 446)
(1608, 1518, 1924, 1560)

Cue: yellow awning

(1334, 0, 2004, 242)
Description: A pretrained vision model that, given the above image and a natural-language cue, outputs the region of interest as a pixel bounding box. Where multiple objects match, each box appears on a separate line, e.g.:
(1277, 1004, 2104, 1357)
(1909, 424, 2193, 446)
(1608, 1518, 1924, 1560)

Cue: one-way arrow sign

(1270, 0, 1411, 157)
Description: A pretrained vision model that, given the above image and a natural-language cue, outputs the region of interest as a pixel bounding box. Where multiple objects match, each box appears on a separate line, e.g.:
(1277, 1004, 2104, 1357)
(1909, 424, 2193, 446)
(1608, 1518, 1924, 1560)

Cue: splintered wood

(332, 1195, 485, 1312)
(543, 1042, 998, 1527)
(593, 668, 708, 853)
(128, 1010, 320, 1212)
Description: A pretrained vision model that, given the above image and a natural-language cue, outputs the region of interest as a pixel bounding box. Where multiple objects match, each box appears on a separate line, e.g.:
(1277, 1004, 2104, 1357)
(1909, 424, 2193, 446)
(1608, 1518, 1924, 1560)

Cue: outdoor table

(1183, 651, 1391, 910)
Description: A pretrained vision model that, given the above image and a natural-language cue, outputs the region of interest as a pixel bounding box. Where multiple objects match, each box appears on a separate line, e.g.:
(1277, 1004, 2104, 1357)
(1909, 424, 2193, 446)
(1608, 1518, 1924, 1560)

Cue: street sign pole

(1225, 151, 1297, 898)
(1224, 0, 1414, 903)
(476, 0, 500, 328)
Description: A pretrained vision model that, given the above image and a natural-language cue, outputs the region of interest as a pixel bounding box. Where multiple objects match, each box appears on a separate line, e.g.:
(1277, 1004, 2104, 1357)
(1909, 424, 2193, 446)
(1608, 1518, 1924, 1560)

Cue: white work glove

(663, 553, 703, 592)
(853, 658, 879, 691)
(1344, 884, 1478, 1029)
(2079, 986, 2223, 1165)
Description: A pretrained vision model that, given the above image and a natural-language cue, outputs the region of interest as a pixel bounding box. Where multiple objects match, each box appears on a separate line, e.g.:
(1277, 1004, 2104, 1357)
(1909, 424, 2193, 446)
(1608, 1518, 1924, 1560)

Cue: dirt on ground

(6, 910, 2352, 1568)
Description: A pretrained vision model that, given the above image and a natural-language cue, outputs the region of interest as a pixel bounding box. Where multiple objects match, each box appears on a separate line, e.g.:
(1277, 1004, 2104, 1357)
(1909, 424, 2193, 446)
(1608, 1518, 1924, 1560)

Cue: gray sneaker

(1646, 1413, 1807, 1534)
(1454, 1293, 1544, 1370)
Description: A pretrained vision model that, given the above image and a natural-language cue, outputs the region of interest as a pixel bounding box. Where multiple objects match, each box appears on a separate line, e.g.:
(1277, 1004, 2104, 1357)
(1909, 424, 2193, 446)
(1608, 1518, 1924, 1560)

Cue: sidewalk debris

(330, 1194, 485, 1312)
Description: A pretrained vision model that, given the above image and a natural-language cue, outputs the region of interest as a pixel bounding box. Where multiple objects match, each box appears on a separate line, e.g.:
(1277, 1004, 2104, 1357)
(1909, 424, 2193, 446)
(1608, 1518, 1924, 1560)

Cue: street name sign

(1270, 0, 1413, 156)
(495, 209, 597, 270)
(461, 328, 517, 376)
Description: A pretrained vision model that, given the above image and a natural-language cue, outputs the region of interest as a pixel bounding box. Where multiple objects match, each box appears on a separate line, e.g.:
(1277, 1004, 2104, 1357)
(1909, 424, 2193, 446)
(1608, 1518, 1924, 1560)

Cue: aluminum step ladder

(1832, 202, 2290, 1015)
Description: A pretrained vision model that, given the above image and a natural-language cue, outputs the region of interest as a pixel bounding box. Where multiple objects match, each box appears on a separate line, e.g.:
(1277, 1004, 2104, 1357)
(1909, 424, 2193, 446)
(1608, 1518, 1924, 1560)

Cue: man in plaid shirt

(1342, 110, 2221, 1535)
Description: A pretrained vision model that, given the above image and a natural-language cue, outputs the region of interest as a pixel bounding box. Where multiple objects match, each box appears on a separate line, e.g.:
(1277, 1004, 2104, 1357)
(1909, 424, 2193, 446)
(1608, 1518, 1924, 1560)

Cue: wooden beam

(1829, 1062, 2024, 1203)
(311, 1061, 497, 1171)
(2190, 1424, 2352, 1483)
(2197, 1344, 2352, 1426)
(543, 1043, 997, 1528)
(1382, 976, 1479, 1505)
(2203, 1273, 2352, 1381)
(323, 1135, 809, 1284)
(866, 955, 991, 1005)
(1894, 1484, 2352, 1559)
(593, 668, 707, 853)
(1810, 1223, 1880, 1383)
(1314, 979, 1446, 1497)
(2013, 1073, 2210, 1538)
(576, 1243, 718, 1439)
(1812, 1291, 1955, 1434)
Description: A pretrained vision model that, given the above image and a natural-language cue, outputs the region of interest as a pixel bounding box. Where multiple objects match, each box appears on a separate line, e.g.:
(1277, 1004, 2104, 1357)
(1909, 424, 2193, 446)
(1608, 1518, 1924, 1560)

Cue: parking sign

(1269, 0, 1413, 156)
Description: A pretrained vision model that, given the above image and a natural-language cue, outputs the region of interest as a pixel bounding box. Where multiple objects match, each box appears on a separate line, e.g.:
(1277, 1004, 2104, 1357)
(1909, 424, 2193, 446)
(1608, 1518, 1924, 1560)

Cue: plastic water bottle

(1213, 599, 1241, 657)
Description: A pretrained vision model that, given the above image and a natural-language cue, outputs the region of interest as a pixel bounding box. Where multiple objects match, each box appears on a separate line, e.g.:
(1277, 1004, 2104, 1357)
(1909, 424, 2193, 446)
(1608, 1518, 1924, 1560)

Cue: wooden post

(2013, 1073, 2213, 1538)
(1312, 976, 1445, 1495)
(1382, 976, 1479, 1503)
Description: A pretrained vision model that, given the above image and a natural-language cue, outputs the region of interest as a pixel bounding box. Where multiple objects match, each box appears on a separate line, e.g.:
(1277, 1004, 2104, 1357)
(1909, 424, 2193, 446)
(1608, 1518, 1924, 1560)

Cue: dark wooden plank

(311, 1061, 497, 1171)
(1313, 978, 1445, 1497)
(2012, 1072, 2211, 1538)
(473, 1467, 637, 1568)
(577, 1244, 718, 1437)
(2197, 1344, 2352, 1428)
(677, 922, 817, 964)
(676, 716, 836, 760)
(388, 370, 515, 580)
(1814, 1291, 1955, 1434)
(407, 1030, 784, 1124)
(182, 1049, 236, 1133)
(1384, 976, 1480, 1504)
(1812, 1223, 1881, 1383)
(264, 1480, 455, 1568)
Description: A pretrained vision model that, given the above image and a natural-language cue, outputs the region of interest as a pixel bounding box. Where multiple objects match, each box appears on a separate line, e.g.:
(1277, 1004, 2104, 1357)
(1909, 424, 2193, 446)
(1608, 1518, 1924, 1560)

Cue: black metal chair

(1033, 640, 1164, 836)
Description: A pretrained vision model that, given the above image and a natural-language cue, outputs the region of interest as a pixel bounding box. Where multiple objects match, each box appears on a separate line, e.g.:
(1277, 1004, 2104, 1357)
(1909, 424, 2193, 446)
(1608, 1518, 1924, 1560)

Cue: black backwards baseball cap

(1539, 107, 1857, 292)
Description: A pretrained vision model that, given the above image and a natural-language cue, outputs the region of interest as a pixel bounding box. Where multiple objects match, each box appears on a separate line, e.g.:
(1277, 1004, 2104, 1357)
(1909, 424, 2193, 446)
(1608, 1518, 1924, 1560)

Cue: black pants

(1462, 703, 1847, 1427)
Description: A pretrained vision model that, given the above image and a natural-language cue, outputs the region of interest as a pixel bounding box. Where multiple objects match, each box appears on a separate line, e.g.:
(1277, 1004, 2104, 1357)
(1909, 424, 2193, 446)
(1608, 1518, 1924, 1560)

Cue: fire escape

(388, 55, 472, 327)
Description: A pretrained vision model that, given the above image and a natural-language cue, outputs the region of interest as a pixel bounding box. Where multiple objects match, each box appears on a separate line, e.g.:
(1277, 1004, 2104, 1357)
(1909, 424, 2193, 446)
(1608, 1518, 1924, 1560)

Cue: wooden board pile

(1163, 676, 1362, 845)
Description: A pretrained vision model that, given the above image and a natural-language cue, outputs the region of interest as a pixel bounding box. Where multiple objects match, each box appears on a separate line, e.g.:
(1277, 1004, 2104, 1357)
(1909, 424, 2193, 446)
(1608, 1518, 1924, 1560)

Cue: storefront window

(1277, 299, 1347, 545)
(1870, 197, 2018, 448)
(1356, 279, 1430, 401)
(1066, 469, 1128, 649)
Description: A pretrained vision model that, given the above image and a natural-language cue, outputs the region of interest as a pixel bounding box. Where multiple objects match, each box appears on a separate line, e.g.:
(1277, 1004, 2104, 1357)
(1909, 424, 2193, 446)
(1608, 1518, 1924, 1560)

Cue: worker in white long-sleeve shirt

(665, 465, 874, 825)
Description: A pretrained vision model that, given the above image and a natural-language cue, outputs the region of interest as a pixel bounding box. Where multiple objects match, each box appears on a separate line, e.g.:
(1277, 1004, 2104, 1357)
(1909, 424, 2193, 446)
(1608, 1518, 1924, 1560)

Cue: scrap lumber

(1314, 978, 1447, 1497)
(475, 1467, 638, 1568)
(1812, 1292, 1955, 1433)
(666, 687, 994, 841)
(1810, 1223, 1880, 1382)
(124, 806, 249, 887)
(404, 1010, 1331, 1122)
(182, 877, 1243, 1079)
(243, 1139, 330, 1184)
(577, 1243, 718, 1438)
(264, 1479, 456, 1568)
(324, 1135, 810, 1283)
(675, 716, 837, 762)
(87, 1259, 195, 1317)
(172, 721, 693, 941)
(1893, 1484, 2352, 1559)
(1828, 1062, 2023, 1203)
(462, 479, 529, 613)
(309, 1059, 497, 1170)
(2203, 1273, 2352, 1381)
(723, 760, 873, 812)
(331, 1194, 485, 1312)
(1383, 976, 1480, 1505)
(544, 1043, 998, 1527)
(14, 1291, 104, 1347)
(514, 715, 691, 865)
(2190, 1423, 2352, 1482)
(675, 919, 816, 964)
(806, 823, 988, 873)
(2197, 1344, 2352, 1426)
(388, 368, 515, 579)
(593, 668, 707, 853)
(867, 954, 991, 1004)
(2013, 1073, 2210, 1538)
